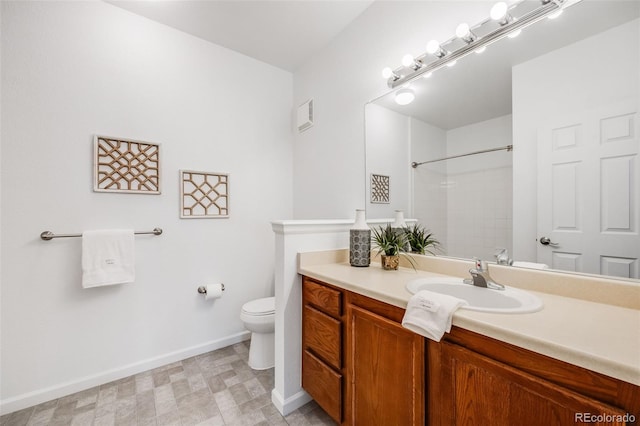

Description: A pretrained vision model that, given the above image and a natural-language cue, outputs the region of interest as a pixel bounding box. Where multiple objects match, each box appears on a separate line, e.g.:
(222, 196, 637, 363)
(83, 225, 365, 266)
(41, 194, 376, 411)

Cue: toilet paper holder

(197, 284, 225, 295)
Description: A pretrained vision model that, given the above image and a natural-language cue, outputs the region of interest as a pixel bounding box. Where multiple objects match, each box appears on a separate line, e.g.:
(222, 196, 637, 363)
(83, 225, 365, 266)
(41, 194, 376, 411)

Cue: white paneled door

(537, 100, 640, 278)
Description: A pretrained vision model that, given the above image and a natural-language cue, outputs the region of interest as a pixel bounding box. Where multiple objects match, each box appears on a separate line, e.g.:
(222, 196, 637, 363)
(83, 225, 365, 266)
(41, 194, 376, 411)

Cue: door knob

(539, 236, 559, 247)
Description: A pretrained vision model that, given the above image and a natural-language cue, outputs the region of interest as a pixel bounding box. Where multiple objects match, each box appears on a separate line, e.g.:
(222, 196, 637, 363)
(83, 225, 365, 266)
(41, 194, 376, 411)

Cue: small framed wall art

(94, 135, 161, 194)
(180, 170, 229, 219)
(370, 173, 390, 204)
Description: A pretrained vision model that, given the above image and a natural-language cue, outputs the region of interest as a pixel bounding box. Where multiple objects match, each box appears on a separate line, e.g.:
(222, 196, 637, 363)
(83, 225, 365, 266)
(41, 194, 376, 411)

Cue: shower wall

(412, 115, 513, 261)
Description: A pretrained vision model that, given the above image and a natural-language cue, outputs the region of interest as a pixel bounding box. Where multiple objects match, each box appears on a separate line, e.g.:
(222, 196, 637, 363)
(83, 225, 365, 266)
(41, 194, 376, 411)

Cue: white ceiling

(106, 0, 374, 72)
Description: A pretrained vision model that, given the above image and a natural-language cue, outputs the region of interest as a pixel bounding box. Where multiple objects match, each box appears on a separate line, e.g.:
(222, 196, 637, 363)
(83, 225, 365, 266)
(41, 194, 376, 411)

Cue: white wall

(512, 19, 639, 261)
(366, 105, 512, 260)
(292, 1, 495, 219)
(0, 1, 292, 412)
(410, 114, 512, 260)
(364, 103, 410, 218)
(445, 115, 513, 260)
(410, 117, 447, 249)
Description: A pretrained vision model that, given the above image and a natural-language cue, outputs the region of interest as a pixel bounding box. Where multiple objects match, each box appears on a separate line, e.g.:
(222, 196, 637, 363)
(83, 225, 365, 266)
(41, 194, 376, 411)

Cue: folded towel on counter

(82, 229, 135, 288)
(512, 261, 549, 270)
(402, 290, 468, 342)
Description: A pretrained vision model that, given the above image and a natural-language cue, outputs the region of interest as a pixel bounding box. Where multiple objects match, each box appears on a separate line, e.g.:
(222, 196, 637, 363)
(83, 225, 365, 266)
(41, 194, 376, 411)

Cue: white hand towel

(82, 229, 135, 288)
(402, 290, 468, 342)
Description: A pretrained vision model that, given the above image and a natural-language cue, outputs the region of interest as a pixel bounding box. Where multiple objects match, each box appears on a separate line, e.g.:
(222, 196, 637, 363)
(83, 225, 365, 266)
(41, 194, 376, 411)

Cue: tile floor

(0, 342, 336, 426)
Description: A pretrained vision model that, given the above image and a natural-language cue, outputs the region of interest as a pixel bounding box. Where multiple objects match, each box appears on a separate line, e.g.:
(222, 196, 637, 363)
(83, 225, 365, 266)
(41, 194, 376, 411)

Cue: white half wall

(0, 1, 292, 413)
(271, 220, 351, 416)
(270, 217, 407, 416)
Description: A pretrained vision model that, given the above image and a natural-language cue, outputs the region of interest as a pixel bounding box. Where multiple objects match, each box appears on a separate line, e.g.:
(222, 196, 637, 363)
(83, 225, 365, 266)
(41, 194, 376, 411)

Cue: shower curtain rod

(411, 144, 513, 168)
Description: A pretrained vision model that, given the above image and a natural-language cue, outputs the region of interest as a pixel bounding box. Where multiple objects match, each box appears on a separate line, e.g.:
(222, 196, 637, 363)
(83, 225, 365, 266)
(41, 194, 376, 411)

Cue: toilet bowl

(240, 296, 275, 370)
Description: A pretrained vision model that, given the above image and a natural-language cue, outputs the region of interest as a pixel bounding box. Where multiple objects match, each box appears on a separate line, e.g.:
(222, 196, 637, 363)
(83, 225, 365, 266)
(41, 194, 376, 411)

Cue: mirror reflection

(365, 0, 640, 280)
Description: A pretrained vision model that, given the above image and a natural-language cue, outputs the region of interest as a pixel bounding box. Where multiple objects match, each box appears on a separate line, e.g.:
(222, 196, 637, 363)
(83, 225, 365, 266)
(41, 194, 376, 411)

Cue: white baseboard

(271, 388, 312, 416)
(0, 331, 250, 416)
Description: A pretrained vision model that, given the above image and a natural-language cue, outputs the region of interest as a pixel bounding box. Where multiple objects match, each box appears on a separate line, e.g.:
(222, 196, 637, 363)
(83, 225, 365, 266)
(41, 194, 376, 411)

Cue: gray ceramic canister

(350, 209, 371, 267)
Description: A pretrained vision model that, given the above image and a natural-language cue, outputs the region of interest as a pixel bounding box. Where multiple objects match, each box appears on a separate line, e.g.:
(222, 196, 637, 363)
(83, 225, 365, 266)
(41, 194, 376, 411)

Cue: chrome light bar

(386, 0, 575, 89)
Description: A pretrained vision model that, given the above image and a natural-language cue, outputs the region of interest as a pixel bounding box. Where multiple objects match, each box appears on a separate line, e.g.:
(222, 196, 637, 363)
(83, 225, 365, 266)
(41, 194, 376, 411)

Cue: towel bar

(40, 228, 163, 241)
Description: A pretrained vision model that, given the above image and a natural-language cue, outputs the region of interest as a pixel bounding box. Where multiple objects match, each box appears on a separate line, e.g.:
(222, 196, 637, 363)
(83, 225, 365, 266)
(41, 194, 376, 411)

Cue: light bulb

(490, 2, 508, 21)
(426, 40, 441, 55)
(456, 22, 478, 44)
(395, 88, 415, 106)
(446, 60, 457, 68)
(423, 72, 433, 79)
(382, 67, 393, 79)
(402, 54, 414, 67)
(508, 29, 521, 38)
(456, 23, 471, 39)
(475, 46, 487, 54)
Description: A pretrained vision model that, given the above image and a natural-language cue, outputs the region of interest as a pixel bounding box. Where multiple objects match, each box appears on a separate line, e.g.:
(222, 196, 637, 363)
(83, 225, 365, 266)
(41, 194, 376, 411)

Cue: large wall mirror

(365, 0, 640, 281)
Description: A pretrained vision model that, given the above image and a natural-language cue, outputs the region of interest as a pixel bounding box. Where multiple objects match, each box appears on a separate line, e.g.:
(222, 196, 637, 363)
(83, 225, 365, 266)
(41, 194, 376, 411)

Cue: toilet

(240, 296, 275, 370)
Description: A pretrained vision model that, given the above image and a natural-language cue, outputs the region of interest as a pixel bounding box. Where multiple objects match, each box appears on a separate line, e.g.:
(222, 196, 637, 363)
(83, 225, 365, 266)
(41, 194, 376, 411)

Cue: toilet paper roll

(204, 283, 224, 300)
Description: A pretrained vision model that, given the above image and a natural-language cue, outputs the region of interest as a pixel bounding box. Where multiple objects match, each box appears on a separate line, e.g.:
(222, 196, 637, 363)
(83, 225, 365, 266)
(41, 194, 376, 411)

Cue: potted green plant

(404, 223, 440, 255)
(372, 224, 415, 270)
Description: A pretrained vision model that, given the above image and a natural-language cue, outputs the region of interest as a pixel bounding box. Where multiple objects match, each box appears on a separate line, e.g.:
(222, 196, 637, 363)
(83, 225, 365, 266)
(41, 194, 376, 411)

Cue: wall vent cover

(297, 99, 313, 133)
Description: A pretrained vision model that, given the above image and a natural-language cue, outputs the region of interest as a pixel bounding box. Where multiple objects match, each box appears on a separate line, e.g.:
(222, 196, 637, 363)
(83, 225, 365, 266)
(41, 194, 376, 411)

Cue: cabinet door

(347, 305, 424, 426)
(430, 341, 629, 426)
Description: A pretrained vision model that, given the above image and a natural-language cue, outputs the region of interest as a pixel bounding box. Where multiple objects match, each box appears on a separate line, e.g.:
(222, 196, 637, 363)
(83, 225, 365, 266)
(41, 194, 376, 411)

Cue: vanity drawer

(302, 349, 342, 424)
(303, 305, 342, 369)
(303, 277, 342, 318)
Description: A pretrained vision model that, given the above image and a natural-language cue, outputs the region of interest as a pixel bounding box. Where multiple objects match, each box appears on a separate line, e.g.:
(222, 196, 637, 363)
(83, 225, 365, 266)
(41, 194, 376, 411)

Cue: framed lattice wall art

(94, 135, 161, 194)
(180, 170, 229, 219)
(371, 173, 390, 204)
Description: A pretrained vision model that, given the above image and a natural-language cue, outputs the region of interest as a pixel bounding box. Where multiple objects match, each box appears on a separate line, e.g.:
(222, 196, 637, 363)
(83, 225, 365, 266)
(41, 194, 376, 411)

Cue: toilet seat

(241, 296, 275, 316)
(240, 296, 275, 370)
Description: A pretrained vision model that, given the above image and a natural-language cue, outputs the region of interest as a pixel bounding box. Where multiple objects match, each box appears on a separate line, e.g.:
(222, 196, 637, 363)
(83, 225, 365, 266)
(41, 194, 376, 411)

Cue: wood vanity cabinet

(429, 328, 639, 426)
(302, 277, 344, 423)
(346, 292, 425, 426)
(302, 276, 639, 426)
(302, 276, 425, 425)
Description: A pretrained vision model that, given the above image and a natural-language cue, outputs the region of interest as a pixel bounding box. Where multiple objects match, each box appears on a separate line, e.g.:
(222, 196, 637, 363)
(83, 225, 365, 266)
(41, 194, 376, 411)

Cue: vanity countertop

(298, 251, 640, 387)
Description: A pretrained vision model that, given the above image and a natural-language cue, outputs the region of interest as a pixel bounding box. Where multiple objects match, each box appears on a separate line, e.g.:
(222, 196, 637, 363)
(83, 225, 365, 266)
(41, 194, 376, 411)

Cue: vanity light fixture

(402, 54, 423, 70)
(491, 2, 522, 38)
(426, 40, 447, 58)
(381, 67, 400, 81)
(382, 0, 577, 89)
(394, 88, 415, 105)
(490, 2, 512, 25)
(455, 23, 478, 44)
(544, 0, 565, 19)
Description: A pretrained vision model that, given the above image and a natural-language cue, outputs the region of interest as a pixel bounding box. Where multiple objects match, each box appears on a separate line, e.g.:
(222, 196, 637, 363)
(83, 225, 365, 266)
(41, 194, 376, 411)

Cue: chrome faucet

(495, 248, 513, 266)
(464, 258, 505, 290)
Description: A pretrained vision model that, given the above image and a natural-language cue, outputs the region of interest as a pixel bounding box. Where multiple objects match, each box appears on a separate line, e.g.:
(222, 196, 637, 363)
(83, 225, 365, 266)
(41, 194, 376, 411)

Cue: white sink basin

(406, 277, 543, 314)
